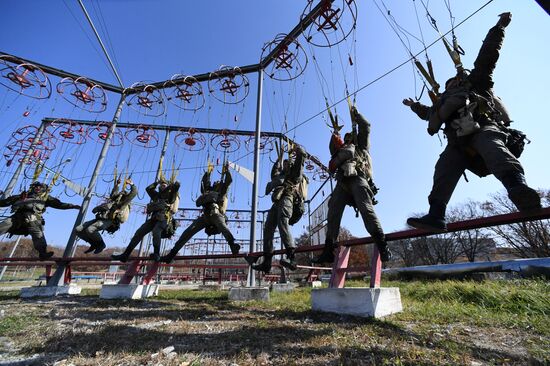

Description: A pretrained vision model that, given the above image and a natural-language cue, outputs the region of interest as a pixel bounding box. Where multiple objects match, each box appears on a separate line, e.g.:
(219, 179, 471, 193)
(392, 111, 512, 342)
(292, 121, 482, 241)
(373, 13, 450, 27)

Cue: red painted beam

(1, 208, 548, 264)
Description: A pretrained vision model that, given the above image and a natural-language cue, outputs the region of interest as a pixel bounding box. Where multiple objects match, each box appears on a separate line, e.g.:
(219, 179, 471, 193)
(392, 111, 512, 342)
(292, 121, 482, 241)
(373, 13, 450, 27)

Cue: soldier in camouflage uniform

(0, 181, 80, 260)
(161, 162, 239, 263)
(312, 106, 391, 264)
(403, 12, 541, 232)
(76, 178, 137, 254)
(112, 178, 180, 262)
(253, 145, 307, 273)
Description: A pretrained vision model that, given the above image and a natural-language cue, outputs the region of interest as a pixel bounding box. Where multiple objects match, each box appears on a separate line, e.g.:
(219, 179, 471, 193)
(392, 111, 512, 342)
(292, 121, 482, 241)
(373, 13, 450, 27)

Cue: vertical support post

(2, 122, 46, 198)
(0, 236, 21, 281)
(369, 246, 382, 288)
(307, 200, 312, 246)
(247, 68, 263, 287)
(47, 94, 126, 287)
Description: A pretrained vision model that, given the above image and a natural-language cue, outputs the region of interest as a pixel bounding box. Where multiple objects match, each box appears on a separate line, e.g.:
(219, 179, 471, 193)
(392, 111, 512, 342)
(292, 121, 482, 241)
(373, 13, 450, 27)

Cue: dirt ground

(0, 285, 548, 366)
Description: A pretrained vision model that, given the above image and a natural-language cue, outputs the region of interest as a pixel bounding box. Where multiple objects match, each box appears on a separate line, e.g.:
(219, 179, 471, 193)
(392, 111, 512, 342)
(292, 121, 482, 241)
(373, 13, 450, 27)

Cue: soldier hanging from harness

(76, 177, 137, 254)
(161, 161, 240, 263)
(0, 181, 80, 260)
(402, 12, 541, 233)
(312, 104, 391, 265)
(111, 177, 180, 262)
(252, 143, 309, 273)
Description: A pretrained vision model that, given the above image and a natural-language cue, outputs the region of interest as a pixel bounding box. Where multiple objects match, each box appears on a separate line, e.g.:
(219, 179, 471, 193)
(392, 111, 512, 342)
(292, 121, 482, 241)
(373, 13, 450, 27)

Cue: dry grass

(0, 280, 548, 365)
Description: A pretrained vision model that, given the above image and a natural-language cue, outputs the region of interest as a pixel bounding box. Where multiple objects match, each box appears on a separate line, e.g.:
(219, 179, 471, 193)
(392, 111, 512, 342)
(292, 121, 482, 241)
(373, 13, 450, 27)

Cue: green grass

(0, 314, 40, 336)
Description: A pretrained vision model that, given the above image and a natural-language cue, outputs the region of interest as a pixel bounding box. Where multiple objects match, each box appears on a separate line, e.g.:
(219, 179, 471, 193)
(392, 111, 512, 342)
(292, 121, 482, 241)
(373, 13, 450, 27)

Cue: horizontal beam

(0, 51, 123, 94)
(123, 64, 261, 95)
(42, 117, 329, 171)
(3, 207, 548, 264)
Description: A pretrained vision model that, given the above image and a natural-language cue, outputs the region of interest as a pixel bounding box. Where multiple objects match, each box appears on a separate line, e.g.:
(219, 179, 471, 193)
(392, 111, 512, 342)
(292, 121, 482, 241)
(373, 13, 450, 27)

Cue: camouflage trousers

(262, 194, 295, 254)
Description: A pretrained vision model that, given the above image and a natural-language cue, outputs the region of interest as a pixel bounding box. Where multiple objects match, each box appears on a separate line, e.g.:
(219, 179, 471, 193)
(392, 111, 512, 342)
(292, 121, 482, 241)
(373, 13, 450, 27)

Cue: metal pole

(247, 69, 263, 287)
(47, 94, 126, 287)
(307, 200, 312, 246)
(0, 236, 21, 281)
(2, 122, 46, 199)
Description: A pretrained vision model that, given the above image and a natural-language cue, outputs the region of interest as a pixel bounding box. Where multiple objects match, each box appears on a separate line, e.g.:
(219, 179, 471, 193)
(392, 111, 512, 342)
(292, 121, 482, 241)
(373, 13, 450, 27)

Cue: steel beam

(0, 52, 123, 93)
(260, 0, 334, 68)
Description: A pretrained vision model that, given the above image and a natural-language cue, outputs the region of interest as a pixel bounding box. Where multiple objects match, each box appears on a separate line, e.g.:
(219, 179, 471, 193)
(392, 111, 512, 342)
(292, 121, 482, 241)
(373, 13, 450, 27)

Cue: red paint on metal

(118, 260, 142, 285)
(369, 246, 381, 288)
(141, 262, 160, 285)
(329, 246, 350, 288)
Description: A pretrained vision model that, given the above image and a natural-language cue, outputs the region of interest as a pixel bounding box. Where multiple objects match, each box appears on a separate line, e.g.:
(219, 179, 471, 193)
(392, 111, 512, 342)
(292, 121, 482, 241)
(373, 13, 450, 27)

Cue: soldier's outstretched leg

(277, 195, 297, 270)
(253, 204, 277, 273)
(0, 218, 14, 236)
(28, 222, 53, 261)
(407, 145, 467, 232)
(161, 217, 206, 263)
(351, 177, 391, 262)
(210, 214, 240, 255)
(76, 219, 110, 254)
(150, 220, 167, 262)
(470, 126, 541, 212)
(112, 219, 156, 262)
(312, 184, 349, 264)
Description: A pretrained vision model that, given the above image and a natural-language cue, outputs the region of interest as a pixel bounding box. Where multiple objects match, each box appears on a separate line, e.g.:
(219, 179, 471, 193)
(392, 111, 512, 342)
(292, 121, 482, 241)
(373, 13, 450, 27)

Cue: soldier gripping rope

(76, 178, 137, 254)
(161, 161, 239, 263)
(312, 104, 391, 265)
(402, 12, 541, 233)
(252, 144, 308, 273)
(0, 181, 80, 260)
(112, 178, 180, 262)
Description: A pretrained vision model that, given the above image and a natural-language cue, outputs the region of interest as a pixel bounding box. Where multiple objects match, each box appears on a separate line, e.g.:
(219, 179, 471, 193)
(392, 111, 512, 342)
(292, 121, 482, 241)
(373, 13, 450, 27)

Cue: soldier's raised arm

(146, 181, 158, 199)
(117, 180, 138, 208)
(351, 106, 371, 152)
(469, 12, 511, 92)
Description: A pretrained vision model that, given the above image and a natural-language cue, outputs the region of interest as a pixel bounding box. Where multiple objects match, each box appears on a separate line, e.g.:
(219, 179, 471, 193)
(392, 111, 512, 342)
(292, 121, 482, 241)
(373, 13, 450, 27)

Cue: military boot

(376, 241, 392, 263)
(149, 245, 161, 262)
(407, 200, 447, 233)
(252, 254, 273, 273)
(280, 248, 297, 271)
(93, 242, 106, 254)
(311, 241, 336, 264)
(160, 249, 178, 264)
(500, 172, 541, 212)
(229, 242, 241, 256)
(84, 244, 96, 254)
(38, 249, 54, 261)
(111, 248, 133, 263)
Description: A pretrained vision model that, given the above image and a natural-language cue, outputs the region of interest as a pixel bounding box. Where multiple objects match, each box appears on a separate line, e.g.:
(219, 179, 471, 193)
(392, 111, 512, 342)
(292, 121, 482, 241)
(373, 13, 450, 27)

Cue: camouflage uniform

(0, 183, 79, 260)
(162, 169, 238, 263)
(406, 16, 540, 232)
(312, 109, 390, 264)
(253, 146, 307, 272)
(112, 181, 179, 262)
(76, 183, 137, 254)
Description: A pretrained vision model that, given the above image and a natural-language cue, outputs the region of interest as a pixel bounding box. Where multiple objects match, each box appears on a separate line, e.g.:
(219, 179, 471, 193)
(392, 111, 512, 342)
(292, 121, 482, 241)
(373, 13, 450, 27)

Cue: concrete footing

(271, 283, 296, 292)
(311, 287, 402, 318)
(228, 287, 269, 301)
(99, 284, 159, 299)
(20, 284, 82, 298)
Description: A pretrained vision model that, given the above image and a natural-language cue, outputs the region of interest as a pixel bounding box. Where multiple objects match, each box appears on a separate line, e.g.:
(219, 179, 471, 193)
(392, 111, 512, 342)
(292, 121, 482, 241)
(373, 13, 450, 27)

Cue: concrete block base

(228, 287, 269, 301)
(271, 283, 296, 292)
(311, 287, 402, 318)
(20, 285, 82, 298)
(99, 284, 159, 299)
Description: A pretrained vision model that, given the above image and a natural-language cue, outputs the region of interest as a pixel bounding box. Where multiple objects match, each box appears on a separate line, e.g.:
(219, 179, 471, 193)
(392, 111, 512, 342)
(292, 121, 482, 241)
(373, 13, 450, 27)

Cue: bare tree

(392, 239, 419, 267)
(480, 189, 550, 258)
(447, 201, 495, 262)
(411, 235, 463, 265)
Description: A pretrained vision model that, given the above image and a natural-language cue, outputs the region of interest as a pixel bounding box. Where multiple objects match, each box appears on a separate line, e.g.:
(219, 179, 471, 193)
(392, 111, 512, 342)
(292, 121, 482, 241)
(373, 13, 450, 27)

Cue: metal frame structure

(1, 0, 335, 289)
(2, 207, 550, 288)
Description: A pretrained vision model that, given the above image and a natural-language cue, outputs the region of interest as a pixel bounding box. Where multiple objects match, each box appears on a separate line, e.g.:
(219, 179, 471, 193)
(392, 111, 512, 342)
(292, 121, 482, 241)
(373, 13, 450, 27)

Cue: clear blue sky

(0, 0, 548, 252)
